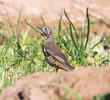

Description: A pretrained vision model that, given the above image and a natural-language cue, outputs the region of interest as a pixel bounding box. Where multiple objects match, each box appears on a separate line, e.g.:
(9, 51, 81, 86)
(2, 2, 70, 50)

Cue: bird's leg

(52, 67, 58, 73)
(55, 68, 58, 73)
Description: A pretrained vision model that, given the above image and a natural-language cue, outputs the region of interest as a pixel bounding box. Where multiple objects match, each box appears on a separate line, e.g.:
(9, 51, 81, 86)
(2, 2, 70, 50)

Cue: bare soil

(0, 66, 110, 100)
(0, 0, 110, 36)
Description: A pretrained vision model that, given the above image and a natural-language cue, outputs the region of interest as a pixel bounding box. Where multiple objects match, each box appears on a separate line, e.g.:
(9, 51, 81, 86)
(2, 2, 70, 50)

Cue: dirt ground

(0, 0, 110, 36)
(0, 66, 110, 100)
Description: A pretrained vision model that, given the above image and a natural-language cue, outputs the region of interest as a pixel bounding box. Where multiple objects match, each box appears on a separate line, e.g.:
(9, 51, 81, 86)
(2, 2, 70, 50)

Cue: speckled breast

(42, 45, 54, 66)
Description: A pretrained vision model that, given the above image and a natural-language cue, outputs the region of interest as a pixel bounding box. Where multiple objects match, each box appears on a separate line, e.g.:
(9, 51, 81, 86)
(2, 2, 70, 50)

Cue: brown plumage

(37, 26, 74, 72)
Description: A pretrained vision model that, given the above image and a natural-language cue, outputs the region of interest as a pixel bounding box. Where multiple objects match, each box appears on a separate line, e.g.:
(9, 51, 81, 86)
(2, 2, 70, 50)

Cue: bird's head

(36, 26, 52, 39)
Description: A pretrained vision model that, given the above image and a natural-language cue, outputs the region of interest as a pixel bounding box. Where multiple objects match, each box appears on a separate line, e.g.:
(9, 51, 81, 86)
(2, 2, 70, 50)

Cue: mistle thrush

(37, 26, 74, 72)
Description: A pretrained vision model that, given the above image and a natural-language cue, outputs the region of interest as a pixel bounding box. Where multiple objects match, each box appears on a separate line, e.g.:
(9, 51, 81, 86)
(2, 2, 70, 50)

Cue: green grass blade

(63, 21, 70, 34)
(80, 23, 84, 50)
(80, 21, 86, 50)
(69, 24, 78, 51)
(65, 87, 83, 100)
(22, 28, 29, 45)
(58, 12, 62, 37)
(62, 30, 69, 41)
(92, 93, 110, 100)
(84, 8, 90, 50)
(25, 20, 43, 36)
(41, 16, 46, 27)
(64, 9, 79, 44)
(92, 41, 103, 50)
(16, 42, 26, 57)
(16, 9, 22, 33)
(5, 8, 14, 35)
(63, 21, 72, 42)
(60, 36, 69, 50)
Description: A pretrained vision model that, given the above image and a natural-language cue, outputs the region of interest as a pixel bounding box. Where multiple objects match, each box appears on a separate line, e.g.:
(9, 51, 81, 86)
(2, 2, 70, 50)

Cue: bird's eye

(45, 27, 48, 30)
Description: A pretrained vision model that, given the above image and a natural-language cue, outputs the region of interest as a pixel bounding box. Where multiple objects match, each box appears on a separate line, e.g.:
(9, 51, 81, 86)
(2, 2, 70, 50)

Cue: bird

(36, 26, 74, 72)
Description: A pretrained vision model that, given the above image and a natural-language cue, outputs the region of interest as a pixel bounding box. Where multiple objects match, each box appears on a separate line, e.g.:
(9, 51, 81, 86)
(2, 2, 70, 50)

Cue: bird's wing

(45, 42, 72, 68)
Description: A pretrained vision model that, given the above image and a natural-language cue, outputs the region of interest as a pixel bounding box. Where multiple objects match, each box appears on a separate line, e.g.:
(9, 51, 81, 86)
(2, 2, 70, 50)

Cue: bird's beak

(36, 26, 44, 36)
(36, 26, 42, 30)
